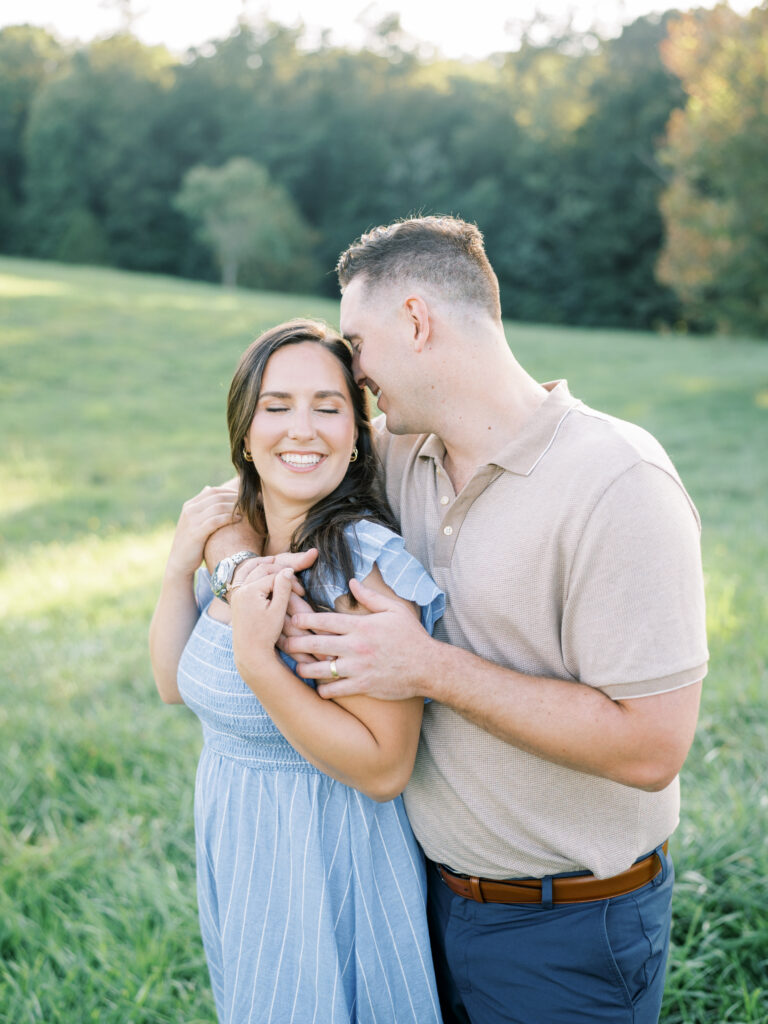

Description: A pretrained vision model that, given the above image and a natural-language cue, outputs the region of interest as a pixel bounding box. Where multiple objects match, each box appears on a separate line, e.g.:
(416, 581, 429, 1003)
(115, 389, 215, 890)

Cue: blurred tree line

(0, 6, 765, 334)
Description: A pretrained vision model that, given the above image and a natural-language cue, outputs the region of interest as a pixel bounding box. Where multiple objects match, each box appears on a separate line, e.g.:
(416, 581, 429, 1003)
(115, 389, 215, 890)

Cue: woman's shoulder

(341, 518, 445, 632)
(342, 517, 402, 551)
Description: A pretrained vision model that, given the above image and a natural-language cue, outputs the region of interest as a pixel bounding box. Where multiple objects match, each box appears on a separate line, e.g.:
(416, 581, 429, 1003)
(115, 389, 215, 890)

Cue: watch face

(211, 557, 234, 598)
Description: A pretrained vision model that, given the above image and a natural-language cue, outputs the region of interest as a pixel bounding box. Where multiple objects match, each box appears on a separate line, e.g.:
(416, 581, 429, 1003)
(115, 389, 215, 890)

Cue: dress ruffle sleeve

(306, 519, 445, 634)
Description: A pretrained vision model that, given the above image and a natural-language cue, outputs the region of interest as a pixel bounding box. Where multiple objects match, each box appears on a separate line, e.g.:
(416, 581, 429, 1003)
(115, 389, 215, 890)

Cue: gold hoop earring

(243, 447, 254, 463)
(349, 447, 358, 463)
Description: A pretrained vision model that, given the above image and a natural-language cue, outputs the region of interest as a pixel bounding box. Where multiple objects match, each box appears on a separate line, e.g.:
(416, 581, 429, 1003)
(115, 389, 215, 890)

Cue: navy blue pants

(427, 847, 674, 1024)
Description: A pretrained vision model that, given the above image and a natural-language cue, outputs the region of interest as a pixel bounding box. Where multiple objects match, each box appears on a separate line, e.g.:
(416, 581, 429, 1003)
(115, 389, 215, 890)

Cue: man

(212, 216, 707, 1023)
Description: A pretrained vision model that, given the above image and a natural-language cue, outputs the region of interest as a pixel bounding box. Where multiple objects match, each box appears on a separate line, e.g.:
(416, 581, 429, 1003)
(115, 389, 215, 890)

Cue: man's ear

(404, 295, 431, 352)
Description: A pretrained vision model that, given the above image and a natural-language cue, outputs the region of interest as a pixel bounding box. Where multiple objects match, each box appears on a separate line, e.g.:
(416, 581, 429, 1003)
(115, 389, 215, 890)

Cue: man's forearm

(421, 637, 701, 792)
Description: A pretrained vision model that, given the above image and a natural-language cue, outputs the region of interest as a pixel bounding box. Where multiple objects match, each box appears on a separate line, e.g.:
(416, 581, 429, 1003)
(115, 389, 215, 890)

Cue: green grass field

(1, 256, 766, 1023)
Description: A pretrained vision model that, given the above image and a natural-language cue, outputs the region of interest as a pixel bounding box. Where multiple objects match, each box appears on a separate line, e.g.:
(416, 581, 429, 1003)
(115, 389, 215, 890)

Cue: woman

(149, 319, 444, 1024)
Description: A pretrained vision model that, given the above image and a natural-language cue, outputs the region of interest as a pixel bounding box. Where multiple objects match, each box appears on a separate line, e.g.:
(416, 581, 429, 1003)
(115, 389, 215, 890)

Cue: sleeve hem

(597, 662, 708, 700)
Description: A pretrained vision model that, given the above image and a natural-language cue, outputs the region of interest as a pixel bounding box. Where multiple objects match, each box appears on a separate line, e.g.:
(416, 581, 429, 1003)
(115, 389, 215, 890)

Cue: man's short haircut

(336, 215, 502, 321)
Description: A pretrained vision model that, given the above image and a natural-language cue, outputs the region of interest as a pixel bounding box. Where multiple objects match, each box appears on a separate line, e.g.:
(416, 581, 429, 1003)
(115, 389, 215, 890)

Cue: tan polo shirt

(375, 380, 708, 880)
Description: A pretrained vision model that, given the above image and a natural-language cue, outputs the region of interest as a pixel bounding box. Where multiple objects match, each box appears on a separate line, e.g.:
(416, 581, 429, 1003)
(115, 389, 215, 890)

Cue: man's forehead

(340, 274, 367, 306)
(341, 274, 400, 316)
(339, 277, 369, 332)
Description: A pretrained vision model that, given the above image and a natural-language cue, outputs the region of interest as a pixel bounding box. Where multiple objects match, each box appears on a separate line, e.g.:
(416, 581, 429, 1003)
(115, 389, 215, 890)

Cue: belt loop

(469, 876, 485, 902)
(653, 842, 669, 886)
(541, 875, 553, 910)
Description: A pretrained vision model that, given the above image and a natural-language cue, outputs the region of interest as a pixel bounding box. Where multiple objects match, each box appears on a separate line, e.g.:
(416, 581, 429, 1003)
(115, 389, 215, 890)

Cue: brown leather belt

(437, 842, 668, 905)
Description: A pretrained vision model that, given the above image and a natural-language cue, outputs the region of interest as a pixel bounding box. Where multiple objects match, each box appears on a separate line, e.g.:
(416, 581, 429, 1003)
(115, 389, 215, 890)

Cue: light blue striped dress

(177, 520, 446, 1024)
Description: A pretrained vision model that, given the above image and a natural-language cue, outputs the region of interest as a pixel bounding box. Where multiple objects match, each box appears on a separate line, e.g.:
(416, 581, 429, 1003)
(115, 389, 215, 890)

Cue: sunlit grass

(1, 256, 766, 1022)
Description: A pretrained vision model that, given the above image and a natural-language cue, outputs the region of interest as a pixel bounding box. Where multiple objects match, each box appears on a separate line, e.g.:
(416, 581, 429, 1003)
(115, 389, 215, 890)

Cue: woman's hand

(232, 565, 426, 802)
(231, 566, 296, 675)
(165, 485, 240, 579)
(231, 548, 317, 591)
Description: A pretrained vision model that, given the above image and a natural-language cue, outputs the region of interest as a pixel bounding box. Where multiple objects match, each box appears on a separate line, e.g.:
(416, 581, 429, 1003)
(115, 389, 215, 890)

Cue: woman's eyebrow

(259, 390, 347, 399)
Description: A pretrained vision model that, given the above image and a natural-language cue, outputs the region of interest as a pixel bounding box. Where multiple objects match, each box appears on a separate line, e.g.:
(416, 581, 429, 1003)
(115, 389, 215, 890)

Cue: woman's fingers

(273, 549, 319, 573)
(234, 557, 302, 590)
(231, 567, 295, 648)
(234, 555, 306, 595)
(233, 557, 275, 584)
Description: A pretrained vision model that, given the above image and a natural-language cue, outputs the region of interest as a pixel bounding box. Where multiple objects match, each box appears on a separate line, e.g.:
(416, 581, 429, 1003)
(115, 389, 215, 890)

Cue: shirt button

(440, 495, 450, 505)
(443, 525, 453, 536)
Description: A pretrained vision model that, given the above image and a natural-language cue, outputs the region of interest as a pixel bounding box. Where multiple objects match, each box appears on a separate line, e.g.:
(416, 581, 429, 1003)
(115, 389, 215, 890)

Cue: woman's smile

(278, 451, 327, 470)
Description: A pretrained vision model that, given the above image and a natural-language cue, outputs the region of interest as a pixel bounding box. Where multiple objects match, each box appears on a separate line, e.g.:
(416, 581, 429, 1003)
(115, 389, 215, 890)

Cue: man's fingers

(347, 576, 400, 612)
(284, 631, 341, 659)
(186, 492, 241, 535)
(286, 591, 314, 617)
(280, 591, 321, 664)
(290, 611, 357, 636)
(281, 613, 310, 639)
(279, 637, 320, 664)
(296, 657, 345, 681)
(204, 503, 242, 525)
(315, 680, 359, 699)
(189, 486, 238, 512)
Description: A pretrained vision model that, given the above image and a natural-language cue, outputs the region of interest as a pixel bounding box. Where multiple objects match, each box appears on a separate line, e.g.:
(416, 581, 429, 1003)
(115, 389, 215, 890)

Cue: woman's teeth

(280, 453, 323, 466)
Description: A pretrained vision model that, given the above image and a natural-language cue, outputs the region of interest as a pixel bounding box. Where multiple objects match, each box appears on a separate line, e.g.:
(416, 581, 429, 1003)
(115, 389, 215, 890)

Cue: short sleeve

(307, 519, 445, 634)
(194, 567, 215, 614)
(562, 461, 709, 699)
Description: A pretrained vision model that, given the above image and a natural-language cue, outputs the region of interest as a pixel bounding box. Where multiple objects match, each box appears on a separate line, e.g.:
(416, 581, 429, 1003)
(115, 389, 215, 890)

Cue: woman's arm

(231, 564, 424, 802)
(149, 486, 239, 703)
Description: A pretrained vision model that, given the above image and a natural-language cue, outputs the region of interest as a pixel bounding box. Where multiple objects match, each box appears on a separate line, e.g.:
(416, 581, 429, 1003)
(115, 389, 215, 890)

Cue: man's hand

(166, 485, 240, 579)
(202, 480, 258, 573)
(284, 576, 433, 700)
(278, 590, 322, 666)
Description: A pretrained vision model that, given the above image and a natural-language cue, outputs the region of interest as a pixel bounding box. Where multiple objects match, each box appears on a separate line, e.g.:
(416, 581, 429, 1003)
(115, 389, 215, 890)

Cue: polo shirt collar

(417, 433, 447, 462)
(417, 380, 579, 477)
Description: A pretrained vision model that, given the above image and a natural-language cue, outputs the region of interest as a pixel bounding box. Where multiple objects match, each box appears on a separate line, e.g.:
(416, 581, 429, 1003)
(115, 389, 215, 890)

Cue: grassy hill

(1, 257, 766, 1022)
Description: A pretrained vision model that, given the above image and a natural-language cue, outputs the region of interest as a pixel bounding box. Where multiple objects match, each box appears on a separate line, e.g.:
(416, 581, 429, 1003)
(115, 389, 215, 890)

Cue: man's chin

(382, 412, 418, 436)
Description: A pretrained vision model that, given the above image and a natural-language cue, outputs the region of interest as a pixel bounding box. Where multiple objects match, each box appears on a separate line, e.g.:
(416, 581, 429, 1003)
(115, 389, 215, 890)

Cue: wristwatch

(211, 550, 259, 602)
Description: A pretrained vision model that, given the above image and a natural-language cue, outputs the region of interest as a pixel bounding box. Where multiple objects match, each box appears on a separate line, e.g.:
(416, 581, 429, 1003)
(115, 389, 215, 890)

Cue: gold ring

(329, 658, 340, 680)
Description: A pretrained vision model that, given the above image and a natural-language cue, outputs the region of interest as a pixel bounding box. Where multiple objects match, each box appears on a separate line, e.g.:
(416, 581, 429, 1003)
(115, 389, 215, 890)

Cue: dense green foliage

(1, 257, 766, 1021)
(1, 13, 688, 329)
(5, 8, 767, 335)
(657, 4, 768, 336)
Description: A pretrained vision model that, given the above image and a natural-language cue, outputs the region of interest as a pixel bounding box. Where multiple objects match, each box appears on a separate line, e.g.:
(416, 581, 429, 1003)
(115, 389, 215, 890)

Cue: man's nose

(351, 351, 364, 386)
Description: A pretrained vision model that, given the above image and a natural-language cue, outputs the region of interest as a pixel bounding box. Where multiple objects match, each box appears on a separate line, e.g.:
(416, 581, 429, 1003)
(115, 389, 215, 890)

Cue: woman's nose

(287, 409, 314, 440)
